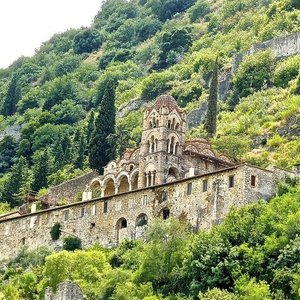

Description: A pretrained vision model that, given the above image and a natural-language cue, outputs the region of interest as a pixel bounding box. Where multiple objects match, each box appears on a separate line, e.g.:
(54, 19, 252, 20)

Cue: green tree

(0, 136, 17, 175)
(2, 73, 21, 116)
(31, 149, 51, 191)
(73, 28, 103, 54)
(89, 79, 116, 174)
(72, 128, 86, 169)
(204, 59, 218, 137)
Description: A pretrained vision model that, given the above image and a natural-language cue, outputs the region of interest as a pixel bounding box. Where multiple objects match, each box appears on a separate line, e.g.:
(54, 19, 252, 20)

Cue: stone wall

(41, 171, 98, 206)
(1, 164, 294, 261)
(45, 281, 84, 300)
(218, 31, 300, 101)
(233, 31, 300, 72)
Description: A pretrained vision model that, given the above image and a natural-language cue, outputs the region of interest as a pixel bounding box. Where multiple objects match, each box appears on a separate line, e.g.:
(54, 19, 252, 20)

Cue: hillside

(0, 0, 300, 208)
(0, 180, 299, 299)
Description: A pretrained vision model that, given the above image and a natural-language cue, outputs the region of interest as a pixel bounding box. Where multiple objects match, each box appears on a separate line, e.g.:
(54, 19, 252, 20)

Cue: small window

(80, 207, 85, 217)
(203, 179, 208, 192)
(142, 195, 148, 206)
(64, 210, 69, 221)
(103, 201, 108, 213)
(187, 182, 192, 195)
(205, 161, 209, 170)
(92, 204, 96, 216)
(90, 222, 96, 229)
(162, 191, 168, 202)
(162, 208, 170, 220)
(21, 237, 26, 246)
(251, 175, 256, 187)
(229, 175, 235, 188)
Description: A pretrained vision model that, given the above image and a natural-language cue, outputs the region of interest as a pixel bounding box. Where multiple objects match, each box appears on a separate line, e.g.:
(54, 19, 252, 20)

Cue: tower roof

(146, 95, 184, 114)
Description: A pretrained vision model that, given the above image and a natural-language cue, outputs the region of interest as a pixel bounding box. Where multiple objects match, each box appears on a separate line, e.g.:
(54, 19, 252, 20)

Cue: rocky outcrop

(117, 97, 147, 119)
(0, 125, 23, 142)
(186, 101, 208, 130)
(45, 281, 84, 300)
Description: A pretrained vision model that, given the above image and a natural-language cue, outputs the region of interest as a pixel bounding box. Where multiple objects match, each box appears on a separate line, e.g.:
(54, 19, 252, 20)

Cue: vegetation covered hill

(0, 0, 299, 208)
(0, 180, 299, 299)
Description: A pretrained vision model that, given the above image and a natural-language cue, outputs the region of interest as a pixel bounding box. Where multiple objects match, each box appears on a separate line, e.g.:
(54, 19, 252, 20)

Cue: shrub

(188, 0, 211, 22)
(232, 50, 275, 106)
(50, 223, 61, 241)
(63, 236, 82, 251)
(274, 55, 300, 88)
(73, 28, 103, 54)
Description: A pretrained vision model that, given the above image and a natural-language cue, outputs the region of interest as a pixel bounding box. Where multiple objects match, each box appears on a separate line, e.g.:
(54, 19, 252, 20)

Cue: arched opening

(116, 217, 128, 229)
(90, 181, 101, 198)
(168, 120, 171, 129)
(104, 178, 115, 196)
(118, 175, 130, 193)
(161, 208, 170, 220)
(175, 123, 179, 130)
(156, 118, 159, 127)
(136, 214, 148, 227)
(174, 142, 179, 155)
(167, 167, 179, 183)
(131, 172, 138, 191)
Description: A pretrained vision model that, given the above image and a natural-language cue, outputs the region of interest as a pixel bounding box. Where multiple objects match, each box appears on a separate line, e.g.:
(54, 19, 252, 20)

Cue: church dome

(146, 94, 184, 114)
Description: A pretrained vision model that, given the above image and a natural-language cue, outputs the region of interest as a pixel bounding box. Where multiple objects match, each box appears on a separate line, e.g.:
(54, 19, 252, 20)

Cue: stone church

(0, 95, 298, 261)
(87, 95, 233, 199)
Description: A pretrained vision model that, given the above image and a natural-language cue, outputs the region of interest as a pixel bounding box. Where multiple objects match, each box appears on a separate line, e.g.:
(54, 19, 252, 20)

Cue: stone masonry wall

(0, 164, 287, 261)
(41, 171, 98, 206)
(45, 281, 84, 300)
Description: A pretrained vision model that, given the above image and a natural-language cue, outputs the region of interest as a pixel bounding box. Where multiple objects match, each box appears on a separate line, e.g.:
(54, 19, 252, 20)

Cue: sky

(0, 0, 102, 68)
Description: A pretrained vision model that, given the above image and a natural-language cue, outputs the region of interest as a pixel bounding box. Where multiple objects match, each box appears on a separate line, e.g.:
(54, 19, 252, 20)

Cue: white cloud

(0, 0, 102, 68)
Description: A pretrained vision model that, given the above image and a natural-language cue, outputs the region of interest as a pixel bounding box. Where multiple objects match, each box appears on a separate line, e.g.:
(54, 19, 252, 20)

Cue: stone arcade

(0, 95, 297, 260)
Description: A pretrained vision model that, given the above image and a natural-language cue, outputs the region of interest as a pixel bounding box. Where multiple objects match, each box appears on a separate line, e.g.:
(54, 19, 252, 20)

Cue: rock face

(45, 281, 84, 300)
(116, 97, 147, 119)
(0, 125, 22, 142)
(186, 101, 208, 130)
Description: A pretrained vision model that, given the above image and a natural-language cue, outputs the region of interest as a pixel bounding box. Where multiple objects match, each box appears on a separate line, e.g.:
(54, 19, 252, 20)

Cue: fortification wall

(0, 164, 282, 261)
(41, 171, 98, 206)
(45, 281, 84, 300)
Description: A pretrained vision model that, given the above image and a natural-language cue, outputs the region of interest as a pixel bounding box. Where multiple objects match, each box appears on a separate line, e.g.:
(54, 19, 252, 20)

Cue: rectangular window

(187, 182, 193, 195)
(64, 210, 69, 221)
(92, 204, 96, 216)
(80, 207, 85, 218)
(142, 195, 148, 206)
(203, 179, 208, 192)
(251, 175, 256, 187)
(103, 201, 108, 213)
(162, 191, 168, 201)
(229, 175, 235, 188)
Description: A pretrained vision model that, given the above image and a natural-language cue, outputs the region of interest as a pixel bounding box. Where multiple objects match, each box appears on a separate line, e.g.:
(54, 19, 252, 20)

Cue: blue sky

(0, 0, 102, 68)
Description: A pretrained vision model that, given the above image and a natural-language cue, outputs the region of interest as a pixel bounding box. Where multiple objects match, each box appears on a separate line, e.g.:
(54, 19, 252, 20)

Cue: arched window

(136, 214, 148, 227)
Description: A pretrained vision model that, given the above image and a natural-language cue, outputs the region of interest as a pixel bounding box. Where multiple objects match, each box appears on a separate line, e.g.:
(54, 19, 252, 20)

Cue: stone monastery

(0, 95, 298, 260)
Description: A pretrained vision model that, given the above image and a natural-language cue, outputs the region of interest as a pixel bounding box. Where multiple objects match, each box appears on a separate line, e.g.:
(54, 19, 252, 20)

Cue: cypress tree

(2, 73, 21, 116)
(204, 59, 218, 137)
(72, 128, 86, 169)
(86, 110, 95, 150)
(89, 80, 116, 174)
(32, 149, 51, 191)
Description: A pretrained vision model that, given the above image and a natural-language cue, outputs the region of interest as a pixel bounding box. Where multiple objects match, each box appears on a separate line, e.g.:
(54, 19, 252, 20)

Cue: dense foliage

(0, 0, 299, 209)
(1, 181, 300, 299)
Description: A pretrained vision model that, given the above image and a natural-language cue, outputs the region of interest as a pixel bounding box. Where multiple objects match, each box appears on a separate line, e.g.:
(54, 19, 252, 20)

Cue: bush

(73, 28, 103, 54)
(188, 0, 211, 22)
(63, 236, 82, 251)
(274, 55, 300, 88)
(50, 223, 61, 241)
(232, 50, 275, 106)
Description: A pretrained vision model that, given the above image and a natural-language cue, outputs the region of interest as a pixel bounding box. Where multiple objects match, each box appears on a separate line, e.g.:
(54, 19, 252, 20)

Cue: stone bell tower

(138, 95, 187, 188)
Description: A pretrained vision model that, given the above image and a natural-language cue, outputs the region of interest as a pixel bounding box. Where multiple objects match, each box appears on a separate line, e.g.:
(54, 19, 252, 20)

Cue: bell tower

(138, 95, 187, 188)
